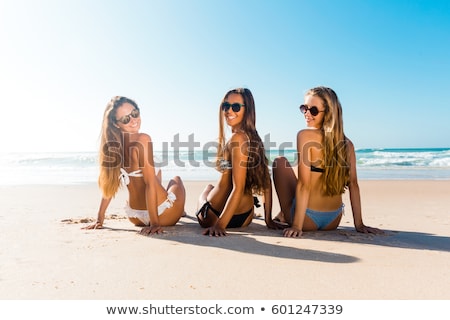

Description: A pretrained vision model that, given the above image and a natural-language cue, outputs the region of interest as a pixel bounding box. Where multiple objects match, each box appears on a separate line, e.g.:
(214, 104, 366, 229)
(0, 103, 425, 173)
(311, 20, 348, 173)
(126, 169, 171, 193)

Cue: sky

(1, 0, 449, 153)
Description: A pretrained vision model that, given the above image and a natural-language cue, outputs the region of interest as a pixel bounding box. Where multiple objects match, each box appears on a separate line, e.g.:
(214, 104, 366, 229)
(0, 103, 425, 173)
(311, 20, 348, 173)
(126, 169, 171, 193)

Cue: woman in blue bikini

(196, 88, 283, 236)
(83, 96, 186, 235)
(272, 86, 383, 238)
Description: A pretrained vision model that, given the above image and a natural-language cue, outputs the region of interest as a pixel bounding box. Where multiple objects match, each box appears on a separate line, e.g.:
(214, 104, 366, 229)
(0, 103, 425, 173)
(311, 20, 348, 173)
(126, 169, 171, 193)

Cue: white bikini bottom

(124, 192, 176, 225)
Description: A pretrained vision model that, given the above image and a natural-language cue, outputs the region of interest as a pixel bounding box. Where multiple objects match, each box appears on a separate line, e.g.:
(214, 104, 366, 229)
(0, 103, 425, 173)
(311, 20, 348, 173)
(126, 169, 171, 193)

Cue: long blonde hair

(216, 88, 270, 195)
(306, 87, 349, 196)
(98, 96, 139, 198)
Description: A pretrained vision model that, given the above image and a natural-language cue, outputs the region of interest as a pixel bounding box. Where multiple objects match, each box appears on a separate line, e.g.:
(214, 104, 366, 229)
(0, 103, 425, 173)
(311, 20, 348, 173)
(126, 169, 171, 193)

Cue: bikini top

(219, 159, 232, 170)
(119, 168, 143, 186)
(311, 165, 325, 173)
(219, 132, 252, 171)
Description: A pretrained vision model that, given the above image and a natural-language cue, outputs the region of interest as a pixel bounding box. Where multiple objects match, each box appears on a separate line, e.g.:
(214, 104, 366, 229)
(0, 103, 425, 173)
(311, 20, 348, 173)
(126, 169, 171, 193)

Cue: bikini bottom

(124, 191, 176, 225)
(196, 197, 260, 228)
(291, 200, 344, 230)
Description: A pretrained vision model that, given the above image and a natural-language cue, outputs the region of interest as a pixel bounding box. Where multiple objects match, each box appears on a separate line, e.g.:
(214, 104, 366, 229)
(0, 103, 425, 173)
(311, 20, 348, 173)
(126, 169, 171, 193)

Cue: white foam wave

(1, 148, 449, 185)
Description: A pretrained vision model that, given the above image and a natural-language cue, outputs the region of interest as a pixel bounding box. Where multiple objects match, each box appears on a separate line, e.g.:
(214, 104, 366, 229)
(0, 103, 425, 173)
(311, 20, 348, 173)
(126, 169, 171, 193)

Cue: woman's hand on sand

(203, 225, 227, 237)
(139, 225, 163, 236)
(283, 227, 303, 238)
(355, 224, 384, 234)
(82, 222, 103, 230)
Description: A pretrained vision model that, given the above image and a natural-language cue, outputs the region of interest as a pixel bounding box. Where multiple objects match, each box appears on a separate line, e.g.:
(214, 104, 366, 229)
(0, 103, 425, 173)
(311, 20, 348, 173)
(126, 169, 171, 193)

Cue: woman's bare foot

(273, 211, 287, 223)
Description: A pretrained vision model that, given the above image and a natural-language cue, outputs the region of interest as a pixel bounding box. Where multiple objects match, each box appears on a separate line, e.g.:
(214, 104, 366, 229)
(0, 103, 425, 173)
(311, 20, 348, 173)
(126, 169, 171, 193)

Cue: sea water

(0, 148, 449, 185)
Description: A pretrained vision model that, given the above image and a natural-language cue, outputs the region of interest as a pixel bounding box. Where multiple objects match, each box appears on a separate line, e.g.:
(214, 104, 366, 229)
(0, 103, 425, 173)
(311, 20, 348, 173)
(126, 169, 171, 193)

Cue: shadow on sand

(75, 214, 450, 264)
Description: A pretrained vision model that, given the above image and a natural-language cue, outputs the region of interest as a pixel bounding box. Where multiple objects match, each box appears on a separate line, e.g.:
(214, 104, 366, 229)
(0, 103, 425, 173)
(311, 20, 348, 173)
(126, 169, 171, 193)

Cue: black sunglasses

(299, 104, 324, 116)
(221, 102, 245, 113)
(116, 109, 140, 124)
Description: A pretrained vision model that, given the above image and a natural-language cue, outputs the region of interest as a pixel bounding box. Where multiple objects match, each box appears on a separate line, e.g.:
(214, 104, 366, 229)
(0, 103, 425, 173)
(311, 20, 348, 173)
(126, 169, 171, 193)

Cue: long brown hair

(216, 88, 270, 195)
(98, 96, 139, 198)
(306, 87, 350, 196)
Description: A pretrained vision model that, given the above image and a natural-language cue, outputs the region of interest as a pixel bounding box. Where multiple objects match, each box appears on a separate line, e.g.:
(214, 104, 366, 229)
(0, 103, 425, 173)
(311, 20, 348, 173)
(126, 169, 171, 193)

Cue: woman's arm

(139, 134, 163, 234)
(263, 174, 273, 226)
(347, 140, 383, 234)
(347, 140, 363, 229)
(205, 133, 249, 236)
(82, 197, 111, 229)
(283, 130, 312, 237)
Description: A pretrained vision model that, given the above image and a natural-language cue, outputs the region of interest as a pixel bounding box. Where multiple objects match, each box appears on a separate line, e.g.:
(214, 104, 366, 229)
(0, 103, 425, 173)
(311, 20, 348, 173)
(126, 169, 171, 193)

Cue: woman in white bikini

(272, 86, 383, 237)
(196, 88, 284, 236)
(83, 96, 186, 235)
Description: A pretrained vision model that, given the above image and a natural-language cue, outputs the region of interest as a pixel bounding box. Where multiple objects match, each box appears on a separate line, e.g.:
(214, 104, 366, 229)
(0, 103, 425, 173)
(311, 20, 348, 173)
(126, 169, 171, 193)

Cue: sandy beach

(0, 180, 449, 300)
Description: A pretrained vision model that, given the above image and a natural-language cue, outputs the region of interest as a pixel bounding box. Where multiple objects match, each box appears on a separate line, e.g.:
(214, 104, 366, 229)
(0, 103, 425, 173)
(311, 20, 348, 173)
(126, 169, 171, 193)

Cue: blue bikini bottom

(291, 201, 344, 230)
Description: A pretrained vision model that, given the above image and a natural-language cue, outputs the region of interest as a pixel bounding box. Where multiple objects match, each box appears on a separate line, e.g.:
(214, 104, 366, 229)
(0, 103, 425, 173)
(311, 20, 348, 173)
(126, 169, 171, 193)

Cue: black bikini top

(311, 165, 325, 173)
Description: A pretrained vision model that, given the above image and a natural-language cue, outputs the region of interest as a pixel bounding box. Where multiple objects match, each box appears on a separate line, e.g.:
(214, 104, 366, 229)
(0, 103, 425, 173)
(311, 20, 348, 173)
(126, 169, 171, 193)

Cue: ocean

(1, 148, 449, 185)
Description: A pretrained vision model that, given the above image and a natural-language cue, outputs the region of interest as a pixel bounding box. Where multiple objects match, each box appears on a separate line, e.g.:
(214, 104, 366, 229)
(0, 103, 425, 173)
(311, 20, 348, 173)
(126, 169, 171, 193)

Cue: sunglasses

(116, 108, 140, 124)
(221, 102, 245, 113)
(299, 104, 325, 116)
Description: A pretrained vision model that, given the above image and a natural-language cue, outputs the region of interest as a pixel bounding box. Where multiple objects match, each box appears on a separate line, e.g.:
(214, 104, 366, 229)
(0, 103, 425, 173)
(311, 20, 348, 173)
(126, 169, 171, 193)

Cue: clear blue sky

(1, 0, 449, 152)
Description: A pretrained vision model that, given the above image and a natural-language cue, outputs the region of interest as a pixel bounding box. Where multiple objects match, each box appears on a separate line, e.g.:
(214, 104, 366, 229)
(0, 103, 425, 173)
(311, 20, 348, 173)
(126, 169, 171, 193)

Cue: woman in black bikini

(196, 88, 283, 236)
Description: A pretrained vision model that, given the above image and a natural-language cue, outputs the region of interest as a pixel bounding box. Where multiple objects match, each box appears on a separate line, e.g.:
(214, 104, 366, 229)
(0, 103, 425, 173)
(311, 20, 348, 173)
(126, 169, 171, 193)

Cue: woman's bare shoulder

(345, 137, 355, 150)
(136, 133, 152, 143)
(297, 128, 321, 141)
(231, 131, 248, 141)
(229, 131, 249, 145)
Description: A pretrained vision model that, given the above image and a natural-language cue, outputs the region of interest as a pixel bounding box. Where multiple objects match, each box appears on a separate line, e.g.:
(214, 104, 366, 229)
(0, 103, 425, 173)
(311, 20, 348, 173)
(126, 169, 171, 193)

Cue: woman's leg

(156, 169, 162, 183)
(196, 184, 219, 228)
(157, 176, 186, 226)
(197, 184, 214, 210)
(272, 156, 297, 223)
